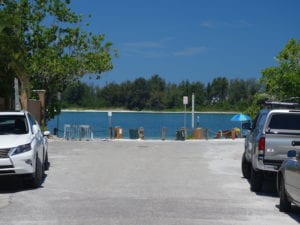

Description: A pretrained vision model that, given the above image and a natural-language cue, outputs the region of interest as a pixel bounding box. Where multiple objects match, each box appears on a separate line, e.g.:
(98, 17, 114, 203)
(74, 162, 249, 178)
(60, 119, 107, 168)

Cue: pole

(184, 103, 186, 129)
(56, 92, 61, 136)
(108, 111, 112, 139)
(196, 116, 200, 128)
(14, 78, 20, 111)
(55, 115, 59, 136)
(183, 96, 188, 129)
(162, 127, 166, 140)
(183, 96, 188, 138)
(192, 93, 195, 129)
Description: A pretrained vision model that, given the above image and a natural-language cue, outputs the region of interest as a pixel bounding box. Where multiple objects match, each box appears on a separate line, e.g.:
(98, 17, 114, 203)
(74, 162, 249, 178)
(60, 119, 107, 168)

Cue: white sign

(108, 111, 112, 117)
(183, 96, 188, 105)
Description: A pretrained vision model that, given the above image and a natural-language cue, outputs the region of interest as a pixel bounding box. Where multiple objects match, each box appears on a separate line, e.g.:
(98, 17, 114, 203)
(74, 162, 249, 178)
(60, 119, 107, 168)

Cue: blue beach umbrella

(230, 113, 251, 122)
(231, 113, 251, 137)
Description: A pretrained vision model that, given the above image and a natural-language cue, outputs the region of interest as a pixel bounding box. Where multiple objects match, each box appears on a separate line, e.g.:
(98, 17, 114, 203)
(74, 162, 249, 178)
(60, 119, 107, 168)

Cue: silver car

(277, 150, 300, 212)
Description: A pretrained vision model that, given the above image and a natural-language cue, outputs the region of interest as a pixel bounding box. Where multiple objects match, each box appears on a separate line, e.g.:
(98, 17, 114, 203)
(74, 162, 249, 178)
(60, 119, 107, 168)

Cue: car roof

(264, 101, 300, 109)
(259, 108, 300, 114)
(269, 109, 300, 113)
(0, 111, 27, 116)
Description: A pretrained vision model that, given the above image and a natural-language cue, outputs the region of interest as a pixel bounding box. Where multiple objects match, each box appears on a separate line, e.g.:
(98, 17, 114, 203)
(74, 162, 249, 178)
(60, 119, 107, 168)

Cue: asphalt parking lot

(0, 138, 299, 225)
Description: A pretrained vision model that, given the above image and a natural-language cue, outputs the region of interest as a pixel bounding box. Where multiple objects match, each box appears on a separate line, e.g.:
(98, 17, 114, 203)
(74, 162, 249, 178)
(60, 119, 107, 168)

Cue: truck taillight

(258, 137, 265, 151)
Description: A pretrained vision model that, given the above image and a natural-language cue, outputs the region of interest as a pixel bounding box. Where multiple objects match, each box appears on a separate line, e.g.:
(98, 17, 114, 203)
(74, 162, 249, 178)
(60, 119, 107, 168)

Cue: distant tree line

(61, 38, 299, 115)
(61, 75, 261, 112)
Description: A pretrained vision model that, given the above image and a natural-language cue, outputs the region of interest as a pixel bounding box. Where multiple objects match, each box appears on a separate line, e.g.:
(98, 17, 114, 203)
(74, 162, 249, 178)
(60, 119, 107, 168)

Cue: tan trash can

(193, 128, 203, 139)
(114, 127, 123, 139)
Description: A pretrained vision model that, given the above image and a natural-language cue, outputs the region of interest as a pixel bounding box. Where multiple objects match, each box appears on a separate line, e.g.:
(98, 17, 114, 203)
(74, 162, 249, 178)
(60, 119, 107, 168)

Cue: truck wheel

(279, 176, 291, 212)
(26, 156, 44, 188)
(250, 168, 263, 192)
(241, 153, 251, 178)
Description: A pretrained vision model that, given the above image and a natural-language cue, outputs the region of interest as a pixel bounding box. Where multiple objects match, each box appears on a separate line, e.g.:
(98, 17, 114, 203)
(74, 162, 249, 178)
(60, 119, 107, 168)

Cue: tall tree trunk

(19, 77, 29, 110)
(20, 88, 28, 110)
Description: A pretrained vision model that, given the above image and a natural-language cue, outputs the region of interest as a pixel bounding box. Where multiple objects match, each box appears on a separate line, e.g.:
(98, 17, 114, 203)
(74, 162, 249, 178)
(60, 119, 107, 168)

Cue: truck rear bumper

(256, 159, 283, 172)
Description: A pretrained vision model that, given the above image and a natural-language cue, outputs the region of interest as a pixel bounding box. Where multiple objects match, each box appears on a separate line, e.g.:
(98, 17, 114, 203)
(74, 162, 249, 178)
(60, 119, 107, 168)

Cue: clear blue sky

(70, 0, 300, 86)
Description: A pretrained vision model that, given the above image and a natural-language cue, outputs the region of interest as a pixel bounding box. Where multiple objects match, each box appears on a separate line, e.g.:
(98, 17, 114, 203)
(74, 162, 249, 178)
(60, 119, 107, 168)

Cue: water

(47, 111, 239, 140)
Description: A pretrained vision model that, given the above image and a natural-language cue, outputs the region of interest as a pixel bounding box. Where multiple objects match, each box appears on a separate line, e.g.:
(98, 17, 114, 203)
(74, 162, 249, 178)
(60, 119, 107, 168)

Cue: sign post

(108, 111, 112, 139)
(183, 96, 188, 130)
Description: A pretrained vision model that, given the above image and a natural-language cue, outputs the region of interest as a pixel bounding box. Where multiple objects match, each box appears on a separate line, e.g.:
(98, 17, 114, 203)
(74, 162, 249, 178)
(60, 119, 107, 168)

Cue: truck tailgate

(264, 133, 300, 161)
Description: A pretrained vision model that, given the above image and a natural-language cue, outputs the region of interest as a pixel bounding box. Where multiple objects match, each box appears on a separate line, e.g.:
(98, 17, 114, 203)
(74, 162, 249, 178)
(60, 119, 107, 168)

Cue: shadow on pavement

(0, 176, 23, 193)
(242, 176, 300, 223)
(275, 205, 300, 223)
(0, 176, 45, 193)
(255, 178, 278, 198)
(242, 176, 278, 198)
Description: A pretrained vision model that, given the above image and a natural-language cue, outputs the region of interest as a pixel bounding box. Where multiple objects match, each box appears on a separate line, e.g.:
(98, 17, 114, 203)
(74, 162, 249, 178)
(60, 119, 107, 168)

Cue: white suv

(0, 111, 49, 188)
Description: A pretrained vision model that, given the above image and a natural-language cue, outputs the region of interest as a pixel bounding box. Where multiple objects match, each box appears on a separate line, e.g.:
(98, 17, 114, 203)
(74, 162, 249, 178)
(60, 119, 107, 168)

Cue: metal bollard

(162, 127, 166, 140)
(138, 127, 144, 139)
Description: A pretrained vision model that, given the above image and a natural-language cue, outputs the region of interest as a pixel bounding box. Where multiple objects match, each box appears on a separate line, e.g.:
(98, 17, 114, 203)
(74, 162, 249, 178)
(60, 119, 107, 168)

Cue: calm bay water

(47, 111, 239, 140)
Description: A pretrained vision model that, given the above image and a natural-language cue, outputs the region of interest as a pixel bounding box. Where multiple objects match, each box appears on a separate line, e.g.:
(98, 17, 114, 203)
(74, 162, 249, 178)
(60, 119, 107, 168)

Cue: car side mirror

(32, 124, 39, 134)
(287, 150, 297, 158)
(43, 131, 50, 136)
(242, 122, 252, 130)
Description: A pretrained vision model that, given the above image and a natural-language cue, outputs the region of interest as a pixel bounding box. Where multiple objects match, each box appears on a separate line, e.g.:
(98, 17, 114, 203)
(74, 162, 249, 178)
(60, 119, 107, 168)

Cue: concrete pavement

(0, 138, 299, 225)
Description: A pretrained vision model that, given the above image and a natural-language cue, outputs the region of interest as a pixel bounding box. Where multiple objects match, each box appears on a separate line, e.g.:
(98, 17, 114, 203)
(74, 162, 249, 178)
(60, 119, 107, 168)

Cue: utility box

(129, 129, 139, 139)
(176, 128, 186, 141)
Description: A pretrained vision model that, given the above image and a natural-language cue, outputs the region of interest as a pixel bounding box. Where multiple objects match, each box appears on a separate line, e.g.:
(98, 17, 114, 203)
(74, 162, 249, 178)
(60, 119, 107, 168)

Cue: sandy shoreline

(61, 109, 238, 114)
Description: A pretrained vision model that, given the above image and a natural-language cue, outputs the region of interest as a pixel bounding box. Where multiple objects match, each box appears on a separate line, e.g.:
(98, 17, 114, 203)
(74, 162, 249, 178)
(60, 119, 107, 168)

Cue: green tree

(61, 82, 87, 107)
(228, 79, 247, 104)
(0, 0, 115, 120)
(261, 39, 300, 100)
(190, 81, 206, 110)
(165, 83, 181, 110)
(0, 5, 27, 108)
(100, 82, 124, 108)
(62, 82, 101, 108)
(208, 77, 228, 104)
(147, 74, 166, 110)
(227, 79, 261, 111)
(127, 78, 149, 110)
